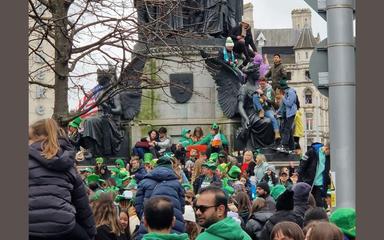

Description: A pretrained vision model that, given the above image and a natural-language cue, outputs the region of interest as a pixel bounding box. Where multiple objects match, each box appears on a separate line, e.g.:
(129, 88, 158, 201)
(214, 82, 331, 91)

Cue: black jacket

(297, 143, 331, 197)
(29, 138, 96, 239)
(193, 174, 222, 195)
(95, 225, 128, 240)
(245, 210, 274, 240)
(230, 24, 257, 51)
(259, 210, 303, 240)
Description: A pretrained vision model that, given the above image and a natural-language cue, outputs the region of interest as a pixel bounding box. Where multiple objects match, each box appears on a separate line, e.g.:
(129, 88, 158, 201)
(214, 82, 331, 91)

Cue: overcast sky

(245, 0, 328, 39)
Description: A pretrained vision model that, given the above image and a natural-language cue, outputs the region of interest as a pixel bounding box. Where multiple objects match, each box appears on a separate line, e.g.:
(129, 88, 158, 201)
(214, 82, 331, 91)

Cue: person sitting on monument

(68, 117, 83, 151)
(191, 127, 204, 143)
(259, 77, 281, 141)
(153, 127, 172, 156)
(265, 53, 288, 91)
(133, 129, 160, 159)
(179, 128, 193, 147)
(218, 37, 244, 81)
(193, 123, 229, 154)
(230, 17, 257, 66)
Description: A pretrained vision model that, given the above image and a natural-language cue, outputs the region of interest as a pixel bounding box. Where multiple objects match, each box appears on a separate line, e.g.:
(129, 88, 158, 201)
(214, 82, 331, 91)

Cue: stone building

(253, 8, 329, 150)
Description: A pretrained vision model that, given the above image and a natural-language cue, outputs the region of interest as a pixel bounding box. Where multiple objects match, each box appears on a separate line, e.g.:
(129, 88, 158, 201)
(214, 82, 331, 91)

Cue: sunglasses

(194, 204, 217, 213)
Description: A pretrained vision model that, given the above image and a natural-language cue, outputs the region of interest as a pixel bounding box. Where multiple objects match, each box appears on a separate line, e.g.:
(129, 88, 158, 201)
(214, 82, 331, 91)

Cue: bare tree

(28, 0, 207, 125)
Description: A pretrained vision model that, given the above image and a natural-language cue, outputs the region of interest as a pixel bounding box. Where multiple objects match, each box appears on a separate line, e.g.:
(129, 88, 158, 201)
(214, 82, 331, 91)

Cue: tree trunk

(51, 1, 72, 124)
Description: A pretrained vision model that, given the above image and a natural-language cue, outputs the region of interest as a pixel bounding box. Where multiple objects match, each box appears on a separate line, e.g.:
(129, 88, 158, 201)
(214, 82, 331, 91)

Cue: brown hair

(249, 198, 266, 218)
(234, 191, 251, 214)
(271, 221, 304, 240)
(93, 198, 124, 236)
(29, 118, 64, 159)
(185, 221, 199, 240)
(306, 222, 343, 240)
(119, 208, 131, 239)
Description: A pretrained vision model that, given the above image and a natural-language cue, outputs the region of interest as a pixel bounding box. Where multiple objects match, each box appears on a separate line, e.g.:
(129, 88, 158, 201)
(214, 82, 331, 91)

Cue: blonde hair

(30, 118, 64, 159)
(93, 198, 124, 236)
(243, 151, 254, 162)
(256, 154, 266, 163)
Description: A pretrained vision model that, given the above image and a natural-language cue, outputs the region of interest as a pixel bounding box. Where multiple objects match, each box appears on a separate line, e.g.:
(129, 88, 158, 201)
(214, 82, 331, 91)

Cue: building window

(286, 72, 292, 80)
(306, 112, 313, 130)
(305, 52, 309, 59)
(305, 88, 313, 104)
(305, 70, 310, 79)
(297, 52, 300, 60)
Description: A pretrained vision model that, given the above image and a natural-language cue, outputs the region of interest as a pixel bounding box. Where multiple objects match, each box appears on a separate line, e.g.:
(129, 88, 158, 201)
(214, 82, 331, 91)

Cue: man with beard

(195, 186, 251, 240)
(256, 182, 276, 212)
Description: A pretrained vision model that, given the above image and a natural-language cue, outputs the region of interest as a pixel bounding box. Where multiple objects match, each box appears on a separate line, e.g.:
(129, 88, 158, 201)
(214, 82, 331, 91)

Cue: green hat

(125, 179, 138, 190)
(69, 117, 82, 128)
(96, 157, 104, 164)
(222, 178, 234, 196)
(330, 208, 356, 238)
(111, 167, 120, 174)
(202, 161, 217, 171)
(279, 79, 289, 90)
(227, 165, 241, 180)
(217, 163, 228, 173)
(115, 159, 125, 168)
(182, 183, 192, 191)
(211, 122, 219, 130)
(144, 153, 153, 164)
(225, 37, 234, 47)
(156, 155, 172, 168)
(87, 174, 105, 185)
(181, 128, 191, 136)
(163, 152, 174, 159)
(209, 153, 219, 162)
(271, 184, 286, 200)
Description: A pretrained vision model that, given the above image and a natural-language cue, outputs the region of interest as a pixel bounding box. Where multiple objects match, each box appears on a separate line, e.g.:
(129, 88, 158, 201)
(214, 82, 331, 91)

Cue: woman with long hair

(191, 127, 204, 143)
(245, 198, 274, 239)
(29, 118, 96, 240)
(93, 198, 129, 240)
(305, 222, 343, 240)
(119, 208, 132, 239)
(234, 191, 252, 225)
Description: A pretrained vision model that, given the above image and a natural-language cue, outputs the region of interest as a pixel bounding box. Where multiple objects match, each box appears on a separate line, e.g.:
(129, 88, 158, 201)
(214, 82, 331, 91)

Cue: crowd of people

(29, 118, 356, 240)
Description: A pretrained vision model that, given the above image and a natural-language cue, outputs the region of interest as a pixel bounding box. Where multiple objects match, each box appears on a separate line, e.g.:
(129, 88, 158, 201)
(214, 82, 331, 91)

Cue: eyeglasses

(194, 204, 217, 213)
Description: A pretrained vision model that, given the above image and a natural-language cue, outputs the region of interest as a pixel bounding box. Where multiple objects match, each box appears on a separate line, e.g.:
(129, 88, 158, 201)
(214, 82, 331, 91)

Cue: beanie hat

(304, 207, 329, 226)
(271, 184, 286, 200)
(256, 182, 270, 194)
(253, 53, 263, 65)
(228, 165, 241, 180)
(183, 205, 196, 223)
(330, 208, 356, 238)
(276, 189, 294, 211)
(279, 79, 289, 90)
(225, 37, 234, 47)
(292, 182, 312, 204)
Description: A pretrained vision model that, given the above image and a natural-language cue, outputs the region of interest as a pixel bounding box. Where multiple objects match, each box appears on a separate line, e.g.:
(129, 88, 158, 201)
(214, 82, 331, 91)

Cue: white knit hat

(183, 205, 196, 223)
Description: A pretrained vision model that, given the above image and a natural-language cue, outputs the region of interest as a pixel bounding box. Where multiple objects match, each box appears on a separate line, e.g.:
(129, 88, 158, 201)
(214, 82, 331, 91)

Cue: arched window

(304, 88, 313, 104)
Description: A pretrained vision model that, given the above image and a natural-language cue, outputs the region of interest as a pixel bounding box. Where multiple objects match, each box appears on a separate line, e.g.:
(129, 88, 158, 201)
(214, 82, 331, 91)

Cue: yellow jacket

(294, 109, 305, 138)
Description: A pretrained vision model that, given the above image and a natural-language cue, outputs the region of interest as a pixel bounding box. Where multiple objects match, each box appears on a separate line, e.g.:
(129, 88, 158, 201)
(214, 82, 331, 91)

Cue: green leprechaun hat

(209, 152, 219, 162)
(182, 183, 193, 191)
(330, 208, 356, 238)
(69, 117, 82, 128)
(227, 165, 241, 180)
(95, 157, 104, 164)
(211, 122, 219, 130)
(87, 174, 105, 185)
(143, 153, 153, 164)
(202, 161, 217, 171)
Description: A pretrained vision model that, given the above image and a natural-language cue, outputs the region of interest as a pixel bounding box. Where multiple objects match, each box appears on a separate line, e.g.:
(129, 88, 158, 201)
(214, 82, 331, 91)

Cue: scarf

(223, 47, 235, 64)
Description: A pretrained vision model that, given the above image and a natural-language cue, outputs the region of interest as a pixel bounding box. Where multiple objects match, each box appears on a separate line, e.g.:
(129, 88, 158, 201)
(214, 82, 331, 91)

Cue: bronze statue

(201, 49, 274, 149)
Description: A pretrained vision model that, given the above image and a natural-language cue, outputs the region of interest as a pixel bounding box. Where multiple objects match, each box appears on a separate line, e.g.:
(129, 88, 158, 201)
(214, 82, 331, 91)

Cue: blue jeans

(265, 110, 279, 131)
(252, 94, 263, 112)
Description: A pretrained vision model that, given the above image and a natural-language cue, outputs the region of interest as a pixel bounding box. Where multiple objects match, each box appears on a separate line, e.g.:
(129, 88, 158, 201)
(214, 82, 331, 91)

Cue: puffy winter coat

(259, 210, 303, 240)
(245, 210, 274, 240)
(29, 138, 96, 239)
(134, 166, 185, 239)
(297, 142, 331, 197)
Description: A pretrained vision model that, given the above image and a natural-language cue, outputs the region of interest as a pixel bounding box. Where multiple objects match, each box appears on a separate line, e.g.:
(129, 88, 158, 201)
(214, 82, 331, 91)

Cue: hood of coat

(146, 166, 178, 182)
(203, 217, 250, 240)
(29, 137, 75, 172)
